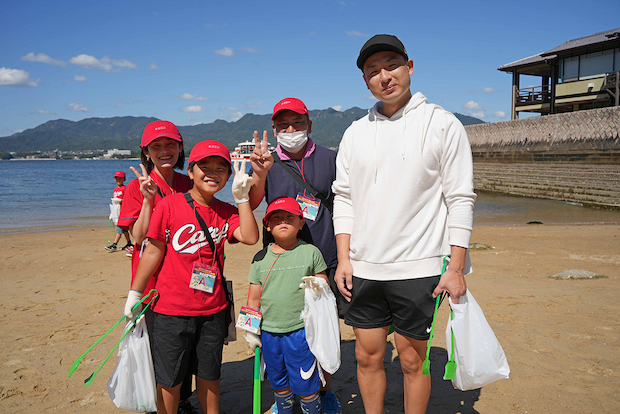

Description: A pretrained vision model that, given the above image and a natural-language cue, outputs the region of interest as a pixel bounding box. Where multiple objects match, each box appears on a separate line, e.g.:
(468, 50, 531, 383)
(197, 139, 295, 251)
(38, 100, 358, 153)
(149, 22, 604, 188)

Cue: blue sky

(1, 0, 619, 137)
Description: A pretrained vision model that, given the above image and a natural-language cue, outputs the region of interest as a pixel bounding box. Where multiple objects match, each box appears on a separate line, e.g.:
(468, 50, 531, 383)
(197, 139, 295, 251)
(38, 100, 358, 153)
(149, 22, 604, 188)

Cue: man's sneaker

(177, 399, 197, 414)
(105, 244, 117, 252)
(320, 389, 342, 414)
(124, 245, 134, 257)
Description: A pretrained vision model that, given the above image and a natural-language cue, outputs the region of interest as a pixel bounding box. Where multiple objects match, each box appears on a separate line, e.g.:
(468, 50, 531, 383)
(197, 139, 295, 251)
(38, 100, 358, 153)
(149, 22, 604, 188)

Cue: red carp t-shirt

(118, 170, 193, 298)
(146, 193, 240, 316)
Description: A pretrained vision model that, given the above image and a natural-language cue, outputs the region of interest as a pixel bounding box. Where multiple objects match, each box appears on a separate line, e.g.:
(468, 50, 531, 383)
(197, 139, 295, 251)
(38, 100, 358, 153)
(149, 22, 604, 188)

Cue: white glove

(124, 290, 143, 319)
(245, 332, 262, 350)
(300, 276, 323, 295)
(232, 159, 253, 204)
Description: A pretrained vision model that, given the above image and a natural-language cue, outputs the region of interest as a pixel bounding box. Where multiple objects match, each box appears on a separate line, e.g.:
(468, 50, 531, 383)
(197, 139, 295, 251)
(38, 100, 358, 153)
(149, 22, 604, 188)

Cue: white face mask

(277, 130, 308, 154)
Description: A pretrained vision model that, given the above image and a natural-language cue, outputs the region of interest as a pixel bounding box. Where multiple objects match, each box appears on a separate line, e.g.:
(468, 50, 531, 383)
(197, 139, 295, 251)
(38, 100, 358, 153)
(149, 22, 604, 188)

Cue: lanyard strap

(272, 152, 333, 214)
(183, 192, 232, 305)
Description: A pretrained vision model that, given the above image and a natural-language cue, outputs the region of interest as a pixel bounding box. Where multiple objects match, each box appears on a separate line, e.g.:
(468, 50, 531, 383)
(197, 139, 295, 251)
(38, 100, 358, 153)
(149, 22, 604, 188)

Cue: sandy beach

(1, 222, 619, 413)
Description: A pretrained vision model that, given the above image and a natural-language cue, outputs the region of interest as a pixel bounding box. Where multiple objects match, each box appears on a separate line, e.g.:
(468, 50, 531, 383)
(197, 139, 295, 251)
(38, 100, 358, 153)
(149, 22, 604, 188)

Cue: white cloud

(229, 111, 243, 121)
(182, 105, 205, 113)
(248, 101, 264, 108)
(214, 47, 233, 57)
(68, 54, 137, 72)
(470, 111, 485, 119)
(149, 61, 159, 70)
(483, 87, 498, 93)
(115, 104, 122, 108)
(463, 100, 482, 110)
(220, 106, 238, 111)
(204, 22, 228, 28)
(21, 52, 66, 67)
(0, 67, 39, 87)
(73, 75, 87, 82)
(178, 93, 209, 101)
(364, 95, 377, 101)
(36, 109, 55, 115)
(331, 105, 343, 111)
(239, 47, 259, 53)
(68, 103, 92, 112)
(347, 30, 369, 37)
(493, 110, 506, 118)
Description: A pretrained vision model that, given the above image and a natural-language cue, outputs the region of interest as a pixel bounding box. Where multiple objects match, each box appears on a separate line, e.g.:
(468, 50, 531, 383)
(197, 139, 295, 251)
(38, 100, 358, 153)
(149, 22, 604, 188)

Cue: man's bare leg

(353, 326, 390, 414)
(157, 383, 181, 414)
(394, 332, 431, 414)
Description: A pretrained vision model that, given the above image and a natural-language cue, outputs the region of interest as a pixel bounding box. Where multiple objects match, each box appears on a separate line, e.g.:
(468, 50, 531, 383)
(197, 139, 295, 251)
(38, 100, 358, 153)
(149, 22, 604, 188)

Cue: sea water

(0, 159, 618, 234)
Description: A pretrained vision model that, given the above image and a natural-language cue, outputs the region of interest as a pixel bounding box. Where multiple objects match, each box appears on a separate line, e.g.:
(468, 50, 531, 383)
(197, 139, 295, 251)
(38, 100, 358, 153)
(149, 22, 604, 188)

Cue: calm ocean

(0, 159, 618, 234)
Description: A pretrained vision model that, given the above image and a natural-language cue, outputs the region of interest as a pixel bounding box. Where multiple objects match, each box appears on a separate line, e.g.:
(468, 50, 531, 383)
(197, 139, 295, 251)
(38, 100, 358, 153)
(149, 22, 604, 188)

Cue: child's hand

(245, 332, 262, 350)
(300, 276, 323, 295)
(124, 290, 143, 319)
(232, 159, 253, 204)
(130, 164, 158, 201)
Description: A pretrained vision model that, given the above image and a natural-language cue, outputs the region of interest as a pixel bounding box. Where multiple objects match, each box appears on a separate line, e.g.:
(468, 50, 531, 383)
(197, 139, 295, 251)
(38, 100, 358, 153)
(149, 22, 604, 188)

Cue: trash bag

(300, 278, 340, 374)
(446, 290, 510, 391)
(109, 202, 121, 225)
(107, 316, 157, 412)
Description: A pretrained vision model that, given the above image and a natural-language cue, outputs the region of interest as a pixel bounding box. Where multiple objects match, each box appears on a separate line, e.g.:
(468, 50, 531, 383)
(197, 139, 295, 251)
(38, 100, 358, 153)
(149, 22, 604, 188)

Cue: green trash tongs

(422, 257, 456, 380)
(68, 289, 158, 386)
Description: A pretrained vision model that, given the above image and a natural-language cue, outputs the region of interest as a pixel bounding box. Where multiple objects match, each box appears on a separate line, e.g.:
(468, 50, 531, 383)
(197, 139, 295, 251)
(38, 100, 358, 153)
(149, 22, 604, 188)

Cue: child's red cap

(141, 120, 183, 148)
(264, 197, 302, 222)
(188, 140, 232, 166)
(113, 171, 126, 178)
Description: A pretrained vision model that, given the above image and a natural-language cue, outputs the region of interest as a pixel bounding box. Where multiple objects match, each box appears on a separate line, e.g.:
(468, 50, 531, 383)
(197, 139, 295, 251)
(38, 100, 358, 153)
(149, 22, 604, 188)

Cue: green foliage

(0, 109, 484, 153)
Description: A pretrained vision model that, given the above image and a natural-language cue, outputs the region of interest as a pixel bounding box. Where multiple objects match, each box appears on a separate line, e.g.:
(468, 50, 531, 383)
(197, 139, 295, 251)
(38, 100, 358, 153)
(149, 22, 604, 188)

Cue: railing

(516, 85, 551, 106)
(604, 71, 620, 106)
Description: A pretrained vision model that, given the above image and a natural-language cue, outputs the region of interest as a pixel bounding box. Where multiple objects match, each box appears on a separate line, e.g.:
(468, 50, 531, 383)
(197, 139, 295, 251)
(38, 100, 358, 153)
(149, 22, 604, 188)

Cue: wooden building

(499, 28, 620, 120)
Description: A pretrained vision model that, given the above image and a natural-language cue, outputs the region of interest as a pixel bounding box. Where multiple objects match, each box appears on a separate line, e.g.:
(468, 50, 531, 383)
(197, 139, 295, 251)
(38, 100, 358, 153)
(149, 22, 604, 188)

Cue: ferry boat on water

(230, 140, 275, 160)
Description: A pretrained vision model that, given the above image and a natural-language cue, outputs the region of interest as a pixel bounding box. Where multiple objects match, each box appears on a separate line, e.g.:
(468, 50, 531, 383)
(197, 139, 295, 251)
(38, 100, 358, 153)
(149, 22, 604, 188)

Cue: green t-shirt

(248, 241, 327, 333)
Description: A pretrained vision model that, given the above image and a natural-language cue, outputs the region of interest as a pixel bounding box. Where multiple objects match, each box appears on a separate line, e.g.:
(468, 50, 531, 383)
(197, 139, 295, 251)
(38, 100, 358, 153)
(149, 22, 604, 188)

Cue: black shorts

(152, 310, 227, 387)
(342, 276, 441, 340)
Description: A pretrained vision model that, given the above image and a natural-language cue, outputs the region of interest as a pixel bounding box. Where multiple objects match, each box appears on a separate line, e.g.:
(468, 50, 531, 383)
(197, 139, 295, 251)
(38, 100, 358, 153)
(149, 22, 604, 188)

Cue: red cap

(264, 197, 302, 222)
(141, 120, 183, 148)
(271, 98, 309, 121)
(113, 171, 126, 178)
(188, 140, 232, 166)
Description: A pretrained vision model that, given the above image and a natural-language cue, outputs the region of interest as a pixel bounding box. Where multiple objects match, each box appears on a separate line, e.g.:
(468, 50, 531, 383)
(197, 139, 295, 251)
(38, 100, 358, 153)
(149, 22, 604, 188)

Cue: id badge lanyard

(291, 158, 320, 221)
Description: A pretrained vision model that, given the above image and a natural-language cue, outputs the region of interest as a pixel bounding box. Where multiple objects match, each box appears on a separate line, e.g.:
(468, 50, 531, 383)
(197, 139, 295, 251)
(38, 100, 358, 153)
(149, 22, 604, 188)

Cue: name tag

(189, 263, 218, 293)
(236, 305, 263, 334)
(296, 193, 320, 221)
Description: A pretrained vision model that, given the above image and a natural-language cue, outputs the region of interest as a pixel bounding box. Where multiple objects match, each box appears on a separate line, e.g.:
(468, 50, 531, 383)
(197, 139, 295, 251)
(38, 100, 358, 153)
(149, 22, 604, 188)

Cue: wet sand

(1, 223, 619, 413)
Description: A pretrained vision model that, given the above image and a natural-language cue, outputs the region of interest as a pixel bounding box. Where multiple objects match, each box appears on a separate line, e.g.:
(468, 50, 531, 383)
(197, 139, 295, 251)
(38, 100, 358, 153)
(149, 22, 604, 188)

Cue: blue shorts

(115, 225, 127, 235)
(262, 328, 320, 396)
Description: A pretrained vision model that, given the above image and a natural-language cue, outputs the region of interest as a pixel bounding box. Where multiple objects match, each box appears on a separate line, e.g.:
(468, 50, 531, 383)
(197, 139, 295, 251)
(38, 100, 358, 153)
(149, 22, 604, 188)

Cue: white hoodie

(332, 92, 476, 280)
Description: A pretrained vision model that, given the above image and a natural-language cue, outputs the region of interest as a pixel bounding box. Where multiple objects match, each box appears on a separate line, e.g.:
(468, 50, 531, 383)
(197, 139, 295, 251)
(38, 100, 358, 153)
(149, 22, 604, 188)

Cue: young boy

(124, 140, 259, 414)
(246, 197, 327, 414)
(106, 171, 133, 253)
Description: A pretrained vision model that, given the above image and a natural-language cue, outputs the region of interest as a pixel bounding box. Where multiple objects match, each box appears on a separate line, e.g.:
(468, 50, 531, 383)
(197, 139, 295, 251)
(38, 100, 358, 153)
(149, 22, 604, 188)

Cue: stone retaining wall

(465, 106, 620, 163)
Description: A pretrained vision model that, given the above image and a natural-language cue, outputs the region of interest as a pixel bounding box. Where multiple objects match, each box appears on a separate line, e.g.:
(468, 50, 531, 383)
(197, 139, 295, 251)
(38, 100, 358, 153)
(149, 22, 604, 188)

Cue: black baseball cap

(357, 34, 408, 70)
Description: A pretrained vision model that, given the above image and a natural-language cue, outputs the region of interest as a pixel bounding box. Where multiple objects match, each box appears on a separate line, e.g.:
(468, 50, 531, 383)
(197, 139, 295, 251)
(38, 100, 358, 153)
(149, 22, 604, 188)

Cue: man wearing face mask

(248, 97, 341, 414)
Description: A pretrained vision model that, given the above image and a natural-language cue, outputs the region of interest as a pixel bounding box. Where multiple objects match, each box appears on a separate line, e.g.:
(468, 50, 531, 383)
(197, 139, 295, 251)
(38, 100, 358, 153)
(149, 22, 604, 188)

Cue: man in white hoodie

(332, 34, 476, 414)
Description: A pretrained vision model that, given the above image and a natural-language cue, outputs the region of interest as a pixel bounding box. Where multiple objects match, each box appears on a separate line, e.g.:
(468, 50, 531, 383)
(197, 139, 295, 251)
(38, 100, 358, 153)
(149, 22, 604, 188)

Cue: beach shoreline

(1, 223, 618, 413)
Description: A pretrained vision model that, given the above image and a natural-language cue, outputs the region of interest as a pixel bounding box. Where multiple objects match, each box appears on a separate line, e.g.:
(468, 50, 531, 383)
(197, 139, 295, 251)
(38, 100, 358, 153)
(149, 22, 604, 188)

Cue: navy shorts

(115, 225, 127, 235)
(262, 328, 320, 396)
(342, 276, 441, 340)
(152, 310, 227, 387)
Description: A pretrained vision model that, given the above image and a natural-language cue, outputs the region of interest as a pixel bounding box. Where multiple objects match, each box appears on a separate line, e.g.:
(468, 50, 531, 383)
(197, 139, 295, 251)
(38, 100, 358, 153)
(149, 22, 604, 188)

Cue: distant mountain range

(0, 108, 484, 153)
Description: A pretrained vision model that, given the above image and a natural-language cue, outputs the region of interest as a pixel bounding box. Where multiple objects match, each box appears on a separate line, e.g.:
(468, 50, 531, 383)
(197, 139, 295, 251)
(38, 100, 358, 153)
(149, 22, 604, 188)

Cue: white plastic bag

(446, 289, 510, 391)
(300, 278, 341, 374)
(109, 202, 121, 225)
(107, 316, 157, 412)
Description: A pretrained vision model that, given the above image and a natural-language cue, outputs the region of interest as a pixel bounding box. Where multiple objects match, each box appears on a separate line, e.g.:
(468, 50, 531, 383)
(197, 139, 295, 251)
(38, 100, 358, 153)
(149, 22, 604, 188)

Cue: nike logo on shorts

(426, 325, 432, 334)
(300, 359, 317, 380)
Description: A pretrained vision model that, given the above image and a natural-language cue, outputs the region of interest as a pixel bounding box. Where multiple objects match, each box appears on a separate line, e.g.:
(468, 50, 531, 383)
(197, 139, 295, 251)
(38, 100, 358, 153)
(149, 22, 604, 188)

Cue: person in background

(105, 170, 133, 253)
(124, 140, 259, 414)
(248, 97, 341, 414)
(332, 34, 476, 414)
(117, 120, 196, 414)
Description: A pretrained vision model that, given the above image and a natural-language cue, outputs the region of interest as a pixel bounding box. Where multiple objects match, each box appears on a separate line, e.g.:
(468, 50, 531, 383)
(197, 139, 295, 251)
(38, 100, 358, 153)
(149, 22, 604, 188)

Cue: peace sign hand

(249, 130, 273, 177)
(232, 159, 254, 204)
(130, 164, 158, 202)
